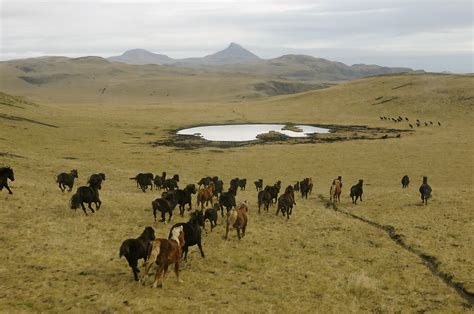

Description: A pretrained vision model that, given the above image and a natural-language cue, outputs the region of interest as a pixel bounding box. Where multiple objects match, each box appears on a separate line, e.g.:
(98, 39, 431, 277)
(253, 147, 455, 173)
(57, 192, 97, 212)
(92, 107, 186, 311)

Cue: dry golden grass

(0, 73, 473, 313)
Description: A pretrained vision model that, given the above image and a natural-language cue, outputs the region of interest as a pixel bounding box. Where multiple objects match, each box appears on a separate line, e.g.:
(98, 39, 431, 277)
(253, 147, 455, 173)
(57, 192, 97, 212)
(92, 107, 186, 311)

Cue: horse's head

(187, 184, 196, 194)
(143, 226, 156, 241)
(422, 176, 428, 184)
(6, 167, 14, 181)
(71, 169, 78, 178)
(99, 173, 106, 180)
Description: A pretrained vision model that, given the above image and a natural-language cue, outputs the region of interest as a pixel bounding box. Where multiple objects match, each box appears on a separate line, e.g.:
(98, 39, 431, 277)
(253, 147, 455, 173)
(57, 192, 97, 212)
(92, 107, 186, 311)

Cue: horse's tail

(119, 241, 129, 258)
(70, 192, 81, 209)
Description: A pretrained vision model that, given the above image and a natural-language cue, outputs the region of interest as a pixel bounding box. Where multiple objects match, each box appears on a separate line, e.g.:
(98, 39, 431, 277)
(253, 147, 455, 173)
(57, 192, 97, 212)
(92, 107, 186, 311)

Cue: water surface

(177, 124, 330, 142)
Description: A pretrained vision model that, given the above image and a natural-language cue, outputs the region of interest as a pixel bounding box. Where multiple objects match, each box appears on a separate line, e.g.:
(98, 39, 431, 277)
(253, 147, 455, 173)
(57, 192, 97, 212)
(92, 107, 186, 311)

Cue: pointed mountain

(108, 49, 175, 65)
(203, 42, 261, 64)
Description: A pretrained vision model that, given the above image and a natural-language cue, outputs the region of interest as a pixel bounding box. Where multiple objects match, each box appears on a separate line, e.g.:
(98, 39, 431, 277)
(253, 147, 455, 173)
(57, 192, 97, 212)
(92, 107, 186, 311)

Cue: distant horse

(225, 203, 249, 240)
(119, 227, 155, 281)
(330, 179, 342, 202)
(197, 182, 215, 208)
(277, 186, 296, 219)
(419, 176, 432, 205)
(219, 188, 236, 217)
(257, 187, 272, 214)
(300, 178, 312, 199)
(141, 225, 185, 288)
(401, 175, 410, 188)
(204, 204, 219, 232)
(70, 186, 101, 215)
(350, 180, 364, 205)
(172, 184, 197, 216)
(56, 169, 78, 192)
(152, 192, 177, 223)
(169, 210, 205, 261)
(130, 173, 153, 192)
(254, 179, 263, 191)
(238, 178, 247, 190)
(163, 174, 180, 191)
(154, 172, 166, 190)
(0, 167, 15, 194)
(265, 181, 281, 204)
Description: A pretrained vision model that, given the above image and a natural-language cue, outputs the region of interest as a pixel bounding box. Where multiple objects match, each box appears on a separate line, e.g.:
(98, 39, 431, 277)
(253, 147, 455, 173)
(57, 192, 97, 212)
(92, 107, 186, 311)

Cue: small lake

(176, 124, 330, 142)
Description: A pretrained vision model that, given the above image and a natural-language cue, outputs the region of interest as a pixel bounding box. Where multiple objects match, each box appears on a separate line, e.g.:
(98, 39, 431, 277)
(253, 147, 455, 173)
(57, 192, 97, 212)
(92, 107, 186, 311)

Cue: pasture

(0, 73, 473, 312)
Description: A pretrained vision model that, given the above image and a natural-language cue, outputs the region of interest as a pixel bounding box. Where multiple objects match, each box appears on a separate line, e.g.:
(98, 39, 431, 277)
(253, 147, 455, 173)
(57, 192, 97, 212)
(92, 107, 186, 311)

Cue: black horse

(219, 188, 236, 217)
(0, 167, 15, 194)
(131, 173, 153, 192)
(419, 176, 432, 205)
(401, 175, 410, 188)
(152, 192, 177, 223)
(119, 227, 155, 281)
(350, 180, 364, 204)
(168, 210, 205, 261)
(56, 169, 78, 192)
(70, 185, 101, 215)
(258, 187, 272, 214)
(173, 184, 197, 216)
(254, 179, 263, 191)
(204, 204, 219, 231)
(163, 174, 180, 191)
(88, 173, 105, 189)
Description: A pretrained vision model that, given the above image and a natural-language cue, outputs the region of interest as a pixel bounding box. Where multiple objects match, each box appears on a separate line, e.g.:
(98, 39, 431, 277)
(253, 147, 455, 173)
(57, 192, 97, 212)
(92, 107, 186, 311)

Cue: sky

(1, 0, 473, 73)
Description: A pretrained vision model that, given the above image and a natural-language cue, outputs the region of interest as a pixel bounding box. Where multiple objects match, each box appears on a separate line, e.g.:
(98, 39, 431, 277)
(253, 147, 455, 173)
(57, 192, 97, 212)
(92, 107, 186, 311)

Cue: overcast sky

(1, 0, 472, 72)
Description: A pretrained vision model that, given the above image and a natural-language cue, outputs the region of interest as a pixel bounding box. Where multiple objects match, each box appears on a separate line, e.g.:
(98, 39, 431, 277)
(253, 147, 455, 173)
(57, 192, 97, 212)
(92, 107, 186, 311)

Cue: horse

(152, 192, 177, 223)
(276, 186, 296, 219)
(330, 179, 342, 202)
(401, 175, 410, 188)
(204, 204, 219, 232)
(265, 181, 281, 204)
(172, 184, 197, 216)
(257, 187, 272, 214)
(88, 173, 105, 190)
(419, 176, 432, 205)
(300, 178, 312, 199)
(198, 176, 212, 188)
(238, 178, 247, 191)
(153, 172, 166, 190)
(254, 179, 263, 191)
(169, 210, 205, 261)
(219, 188, 236, 217)
(293, 181, 300, 192)
(119, 227, 155, 281)
(0, 167, 15, 194)
(141, 225, 185, 288)
(130, 173, 153, 192)
(70, 185, 101, 215)
(163, 174, 180, 191)
(197, 181, 215, 209)
(56, 169, 78, 192)
(225, 203, 249, 240)
(350, 180, 364, 204)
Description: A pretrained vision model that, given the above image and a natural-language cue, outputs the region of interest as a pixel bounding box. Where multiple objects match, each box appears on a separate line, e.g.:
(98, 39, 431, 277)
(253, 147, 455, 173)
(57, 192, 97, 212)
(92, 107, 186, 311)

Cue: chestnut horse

(330, 179, 342, 202)
(225, 203, 249, 240)
(141, 225, 185, 288)
(197, 181, 215, 208)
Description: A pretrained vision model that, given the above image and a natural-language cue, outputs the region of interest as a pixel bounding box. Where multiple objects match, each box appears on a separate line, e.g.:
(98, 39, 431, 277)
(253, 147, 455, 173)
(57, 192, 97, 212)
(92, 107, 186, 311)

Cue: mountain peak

(204, 43, 260, 65)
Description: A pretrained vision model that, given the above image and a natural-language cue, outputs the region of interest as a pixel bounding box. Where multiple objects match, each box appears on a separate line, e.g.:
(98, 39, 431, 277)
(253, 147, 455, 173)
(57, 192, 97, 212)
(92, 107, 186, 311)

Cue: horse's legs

(128, 258, 139, 281)
(183, 246, 189, 261)
(225, 224, 230, 240)
(167, 210, 172, 223)
(237, 227, 241, 240)
(197, 241, 205, 258)
(174, 261, 183, 283)
(59, 183, 64, 192)
(161, 210, 166, 223)
(5, 184, 13, 194)
(88, 202, 95, 213)
(81, 203, 88, 215)
(152, 266, 164, 288)
(220, 205, 224, 218)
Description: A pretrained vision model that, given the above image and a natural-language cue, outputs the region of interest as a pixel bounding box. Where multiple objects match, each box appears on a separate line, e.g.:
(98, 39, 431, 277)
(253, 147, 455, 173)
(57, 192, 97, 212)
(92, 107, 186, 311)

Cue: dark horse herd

(1, 165, 434, 287)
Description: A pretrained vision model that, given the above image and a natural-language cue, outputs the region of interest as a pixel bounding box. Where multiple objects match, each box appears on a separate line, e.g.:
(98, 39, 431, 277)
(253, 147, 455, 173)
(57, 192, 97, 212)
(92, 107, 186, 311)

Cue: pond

(176, 124, 330, 142)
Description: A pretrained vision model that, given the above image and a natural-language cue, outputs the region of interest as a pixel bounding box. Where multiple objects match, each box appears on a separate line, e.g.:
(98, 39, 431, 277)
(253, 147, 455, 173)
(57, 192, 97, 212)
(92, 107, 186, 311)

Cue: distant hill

(108, 49, 175, 65)
(108, 44, 417, 80)
(108, 43, 261, 66)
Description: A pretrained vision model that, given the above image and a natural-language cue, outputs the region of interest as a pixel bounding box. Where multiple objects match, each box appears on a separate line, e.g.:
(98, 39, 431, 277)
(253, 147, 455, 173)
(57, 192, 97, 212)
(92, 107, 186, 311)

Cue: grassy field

(0, 73, 473, 313)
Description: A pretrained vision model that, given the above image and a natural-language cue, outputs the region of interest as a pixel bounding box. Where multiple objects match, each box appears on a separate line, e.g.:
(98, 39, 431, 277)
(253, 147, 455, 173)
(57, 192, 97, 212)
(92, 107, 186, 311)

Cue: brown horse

(141, 225, 185, 288)
(330, 179, 342, 202)
(225, 203, 249, 240)
(197, 181, 215, 209)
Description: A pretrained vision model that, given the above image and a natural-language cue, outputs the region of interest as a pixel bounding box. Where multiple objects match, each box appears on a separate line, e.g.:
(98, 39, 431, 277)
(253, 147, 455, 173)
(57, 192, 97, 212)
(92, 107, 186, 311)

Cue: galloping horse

(330, 179, 342, 202)
(0, 167, 15, 194)
(197, 181, 215, 208)
(141, 225, 185, 288)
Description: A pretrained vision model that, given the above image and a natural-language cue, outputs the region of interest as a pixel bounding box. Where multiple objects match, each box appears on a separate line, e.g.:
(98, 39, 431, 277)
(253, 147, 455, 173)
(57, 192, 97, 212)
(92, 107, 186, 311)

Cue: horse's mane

(170, 225, 183, 245)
